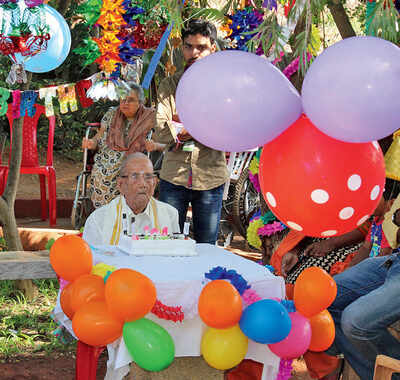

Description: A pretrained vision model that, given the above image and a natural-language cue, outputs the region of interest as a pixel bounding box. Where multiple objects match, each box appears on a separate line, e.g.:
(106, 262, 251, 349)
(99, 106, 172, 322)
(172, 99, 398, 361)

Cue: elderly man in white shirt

(83, 152, 180, 246)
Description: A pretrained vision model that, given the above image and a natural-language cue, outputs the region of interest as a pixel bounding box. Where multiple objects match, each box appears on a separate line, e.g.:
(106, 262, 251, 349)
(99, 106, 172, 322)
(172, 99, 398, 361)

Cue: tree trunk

(0, 116, 23, 252)
(327, 0, 356, 39)
(0, 73, 37, 299)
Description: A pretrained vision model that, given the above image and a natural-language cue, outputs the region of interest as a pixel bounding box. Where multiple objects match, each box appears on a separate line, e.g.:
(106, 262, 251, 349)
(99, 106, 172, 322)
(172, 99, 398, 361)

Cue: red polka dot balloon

(259, 115, 385, 237)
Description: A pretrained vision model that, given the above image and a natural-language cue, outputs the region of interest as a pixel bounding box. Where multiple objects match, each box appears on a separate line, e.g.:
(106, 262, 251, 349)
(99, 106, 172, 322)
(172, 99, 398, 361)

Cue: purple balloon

(176, 51, 302, 152)
(268, 311, 311, 359)
(302, 36, 400, 143)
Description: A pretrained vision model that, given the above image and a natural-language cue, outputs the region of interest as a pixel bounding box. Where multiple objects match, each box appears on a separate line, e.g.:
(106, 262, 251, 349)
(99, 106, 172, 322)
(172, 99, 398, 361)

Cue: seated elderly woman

(82, 152, 180, 246)
(82, 82, 156, 208)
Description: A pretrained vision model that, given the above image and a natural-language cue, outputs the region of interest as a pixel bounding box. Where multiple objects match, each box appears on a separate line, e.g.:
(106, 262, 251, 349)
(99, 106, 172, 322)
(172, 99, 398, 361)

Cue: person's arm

(153, 80, 179, 145)
(145, 140, 166, 152)
(304, 228, 365, 257)
(347, 240, 373, 267)
(281, 247, 301, 278)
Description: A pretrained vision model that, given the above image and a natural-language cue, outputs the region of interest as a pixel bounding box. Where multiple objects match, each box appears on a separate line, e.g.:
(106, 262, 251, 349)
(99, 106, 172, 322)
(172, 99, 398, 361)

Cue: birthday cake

(118, 233, 197, 256)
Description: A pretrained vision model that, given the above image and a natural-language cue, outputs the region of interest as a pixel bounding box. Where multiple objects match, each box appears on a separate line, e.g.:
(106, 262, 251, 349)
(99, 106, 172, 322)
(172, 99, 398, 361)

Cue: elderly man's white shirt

(82, 196, 180, 246)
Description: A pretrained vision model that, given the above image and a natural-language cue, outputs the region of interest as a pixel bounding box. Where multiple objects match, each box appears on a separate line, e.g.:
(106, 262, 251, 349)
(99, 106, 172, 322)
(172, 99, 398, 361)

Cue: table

(53, 243, 285, 380)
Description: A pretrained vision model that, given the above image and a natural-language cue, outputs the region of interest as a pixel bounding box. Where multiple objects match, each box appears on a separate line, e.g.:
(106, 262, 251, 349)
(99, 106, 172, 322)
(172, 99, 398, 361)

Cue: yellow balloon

(201, 325, 248, 370)
(91, 263, 116, 279)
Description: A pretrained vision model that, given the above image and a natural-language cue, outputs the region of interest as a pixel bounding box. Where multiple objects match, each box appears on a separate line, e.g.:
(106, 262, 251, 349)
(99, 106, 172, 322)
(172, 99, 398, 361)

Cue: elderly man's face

(182, 34, 216, 67)
(117, 157, 157, 213)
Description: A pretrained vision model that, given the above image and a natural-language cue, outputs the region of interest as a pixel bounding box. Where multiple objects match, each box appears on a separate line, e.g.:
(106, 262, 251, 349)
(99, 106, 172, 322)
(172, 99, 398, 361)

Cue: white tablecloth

(53, 244, 285, 380)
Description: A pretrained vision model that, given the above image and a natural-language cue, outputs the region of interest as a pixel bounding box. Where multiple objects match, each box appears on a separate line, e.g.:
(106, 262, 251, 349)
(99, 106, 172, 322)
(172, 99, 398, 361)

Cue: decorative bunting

(20, 90, 38, 117)
(0, 88, 10, 116)
(39, 86, 57, 117)
(11, 90, 21, 119)
(75, 79, 94, 108)
(57, 84, 78, 114)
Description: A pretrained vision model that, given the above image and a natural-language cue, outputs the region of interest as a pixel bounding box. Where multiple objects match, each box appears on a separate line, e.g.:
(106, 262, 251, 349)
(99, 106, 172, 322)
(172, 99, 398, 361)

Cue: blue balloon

(16, 5, 71, 73)
(239, 299, 291, 344)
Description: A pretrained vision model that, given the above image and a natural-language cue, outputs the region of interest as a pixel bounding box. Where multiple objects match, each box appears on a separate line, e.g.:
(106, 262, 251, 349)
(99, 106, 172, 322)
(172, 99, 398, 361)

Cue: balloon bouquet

(176, 36, 400, 239)
(197, 266, 337, 377)
(0, 0, 71, 83)
(51, 235, 176, 372)
(51, 235, 337, 377)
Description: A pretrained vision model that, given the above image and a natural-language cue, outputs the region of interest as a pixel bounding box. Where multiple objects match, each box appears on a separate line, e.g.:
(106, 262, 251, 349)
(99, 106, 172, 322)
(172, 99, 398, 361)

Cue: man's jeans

(326, 254, 400, 380)
(159, 180, 224, 244)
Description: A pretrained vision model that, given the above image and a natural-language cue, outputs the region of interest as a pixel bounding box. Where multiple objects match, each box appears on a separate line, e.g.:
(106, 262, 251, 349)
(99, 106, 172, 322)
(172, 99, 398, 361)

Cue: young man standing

(154, 19, 229, 244)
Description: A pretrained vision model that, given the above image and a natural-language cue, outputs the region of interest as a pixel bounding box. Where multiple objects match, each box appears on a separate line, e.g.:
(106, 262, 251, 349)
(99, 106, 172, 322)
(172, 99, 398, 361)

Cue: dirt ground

(1, 352, 312, 380)
(4, 153, 313, 380)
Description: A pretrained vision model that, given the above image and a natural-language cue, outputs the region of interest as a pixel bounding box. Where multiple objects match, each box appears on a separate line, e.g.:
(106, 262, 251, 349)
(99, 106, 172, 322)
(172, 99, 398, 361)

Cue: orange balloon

(294, 267, 337, 317)
(72, 301, 123, 347)
(105, 269, 157, 322)
(308, 309, 335, 352)
(60, 282, 75, 320)
(70, 274, 105, 313)
(50, 235, 92, 282)
(198, 280, 242, 328)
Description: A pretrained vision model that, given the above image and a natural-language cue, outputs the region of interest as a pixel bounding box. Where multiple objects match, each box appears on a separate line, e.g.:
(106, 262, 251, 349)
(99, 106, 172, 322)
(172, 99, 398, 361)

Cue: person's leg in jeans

(327, 255, 400, 380)
(191, 184, 224, 244)
(158, 180, 190, 233)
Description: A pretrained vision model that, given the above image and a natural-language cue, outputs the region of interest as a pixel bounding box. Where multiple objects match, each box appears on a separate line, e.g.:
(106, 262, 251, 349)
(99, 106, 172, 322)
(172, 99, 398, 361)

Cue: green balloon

(123, 318, 175, 371)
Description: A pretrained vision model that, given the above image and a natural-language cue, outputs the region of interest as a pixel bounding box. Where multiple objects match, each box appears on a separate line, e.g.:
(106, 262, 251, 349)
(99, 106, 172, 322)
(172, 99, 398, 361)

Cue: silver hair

(119, 152, 153, 176)
(126, 81, 145, 104)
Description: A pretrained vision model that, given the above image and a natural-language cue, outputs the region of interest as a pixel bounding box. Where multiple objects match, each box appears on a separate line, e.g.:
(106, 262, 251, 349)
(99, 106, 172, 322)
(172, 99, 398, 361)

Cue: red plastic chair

(0, 103, 57, 226)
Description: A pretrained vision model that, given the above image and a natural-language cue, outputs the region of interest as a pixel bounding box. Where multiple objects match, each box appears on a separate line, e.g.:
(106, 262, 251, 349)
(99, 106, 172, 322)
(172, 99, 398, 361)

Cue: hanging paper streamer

(76, 79, 94, 108)
(57, 84, 78, 114)
(12, 90, 21, 119)
(39, 86, 57, 117)
(20, 90, 38, 117)
(0, 88, 10, 116)
(141, 24, 172, 89)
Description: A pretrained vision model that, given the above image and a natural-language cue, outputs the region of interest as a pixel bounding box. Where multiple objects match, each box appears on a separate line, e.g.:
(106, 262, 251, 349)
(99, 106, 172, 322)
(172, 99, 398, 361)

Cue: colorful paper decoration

(39, 86, 56, 116)
(0, 87, 10, 116)
(20, 89, 37, 117)
(0, 1, 50, 63)
(75, 79, 94, 108)
(11, 89, 21, 119)
(57, 84, 78, 114)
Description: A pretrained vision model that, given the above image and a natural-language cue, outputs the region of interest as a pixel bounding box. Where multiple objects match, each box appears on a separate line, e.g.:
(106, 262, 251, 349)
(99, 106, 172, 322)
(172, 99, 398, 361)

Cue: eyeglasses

(120, 96, 139, 104)
(120, 172, 157, 182)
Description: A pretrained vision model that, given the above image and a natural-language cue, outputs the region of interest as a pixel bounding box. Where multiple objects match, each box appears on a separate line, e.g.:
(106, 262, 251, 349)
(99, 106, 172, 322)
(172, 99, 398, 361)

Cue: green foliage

(0, 279, 75, 359)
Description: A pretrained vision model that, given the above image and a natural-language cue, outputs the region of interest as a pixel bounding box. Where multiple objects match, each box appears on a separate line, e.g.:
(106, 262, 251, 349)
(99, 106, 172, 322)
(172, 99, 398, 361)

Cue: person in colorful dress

(82, 82, 156, 208)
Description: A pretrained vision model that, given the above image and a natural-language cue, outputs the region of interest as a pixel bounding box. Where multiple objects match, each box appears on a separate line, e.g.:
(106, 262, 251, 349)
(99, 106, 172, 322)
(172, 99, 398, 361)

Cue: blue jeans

(158, 180, 224, 244)
(326, 254, 400, 380)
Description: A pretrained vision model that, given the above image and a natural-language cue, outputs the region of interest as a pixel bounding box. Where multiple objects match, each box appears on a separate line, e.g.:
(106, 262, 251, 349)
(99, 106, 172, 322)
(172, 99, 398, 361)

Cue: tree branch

(327, 0, 356, 39)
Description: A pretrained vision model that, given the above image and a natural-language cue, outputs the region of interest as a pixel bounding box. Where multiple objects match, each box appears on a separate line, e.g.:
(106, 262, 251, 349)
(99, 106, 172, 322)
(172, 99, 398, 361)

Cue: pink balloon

(268, 312, 311, 359)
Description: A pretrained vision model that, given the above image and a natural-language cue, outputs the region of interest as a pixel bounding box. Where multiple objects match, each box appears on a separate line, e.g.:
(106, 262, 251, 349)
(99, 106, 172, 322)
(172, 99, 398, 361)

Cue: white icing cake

(118, 235, 197, 256)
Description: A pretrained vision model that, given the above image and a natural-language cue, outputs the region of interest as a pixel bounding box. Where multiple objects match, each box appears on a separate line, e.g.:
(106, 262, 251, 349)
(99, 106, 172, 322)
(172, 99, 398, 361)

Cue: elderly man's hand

(303, 240, 334, 257)
(281, 251, 298, 278)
